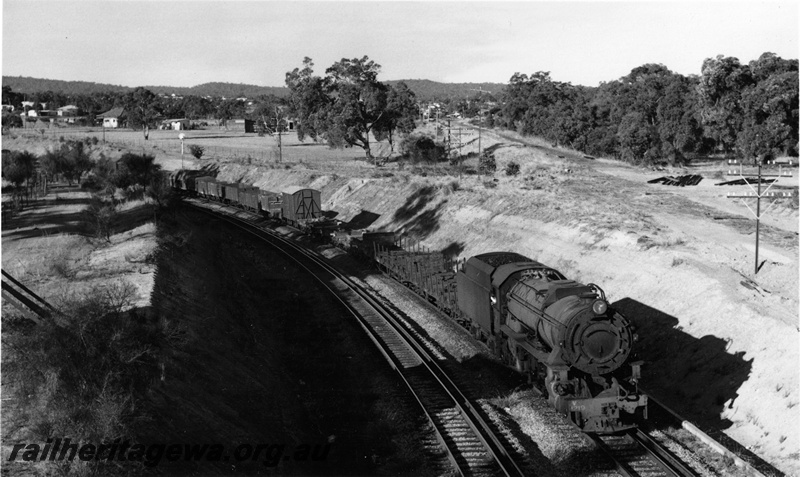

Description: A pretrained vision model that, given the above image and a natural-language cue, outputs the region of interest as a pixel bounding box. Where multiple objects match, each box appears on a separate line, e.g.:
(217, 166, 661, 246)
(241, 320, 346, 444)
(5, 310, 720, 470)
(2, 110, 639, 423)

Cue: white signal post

(725, 159, 794, 275)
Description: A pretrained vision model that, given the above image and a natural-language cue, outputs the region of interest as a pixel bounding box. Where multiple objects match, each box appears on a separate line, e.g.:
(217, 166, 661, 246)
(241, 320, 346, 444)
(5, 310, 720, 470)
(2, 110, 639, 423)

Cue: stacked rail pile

(647, 174, 703, 186)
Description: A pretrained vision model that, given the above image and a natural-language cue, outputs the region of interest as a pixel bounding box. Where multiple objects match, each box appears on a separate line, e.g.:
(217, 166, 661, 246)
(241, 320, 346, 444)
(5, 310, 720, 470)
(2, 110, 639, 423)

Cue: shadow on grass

(613, 297, 752, 431)
(441, 241, 465, 260)
(393, 185, 436, 222)
(2, 198, 161, 243)
(615, 298, 789, 476)
(343, 209, 381, 230)
(391, 185, 447, 241)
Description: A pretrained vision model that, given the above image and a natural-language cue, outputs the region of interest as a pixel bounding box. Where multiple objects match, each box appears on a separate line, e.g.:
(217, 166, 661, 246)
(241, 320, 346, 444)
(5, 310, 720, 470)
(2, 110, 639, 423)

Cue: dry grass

(4, 233, 90, 280)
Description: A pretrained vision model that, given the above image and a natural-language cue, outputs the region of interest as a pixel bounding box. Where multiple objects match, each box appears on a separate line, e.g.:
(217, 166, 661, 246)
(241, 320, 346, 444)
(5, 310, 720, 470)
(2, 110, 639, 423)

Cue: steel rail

(589, 431, 700, 477)
(632, 430, 698, 477)
(186, 199, 527, 477)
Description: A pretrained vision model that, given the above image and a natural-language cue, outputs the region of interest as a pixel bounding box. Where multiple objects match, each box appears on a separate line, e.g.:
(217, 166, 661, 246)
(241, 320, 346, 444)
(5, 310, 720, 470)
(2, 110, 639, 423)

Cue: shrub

(43, 234, 82, 278)
(147, 170, 175, 209)
(399, 134, 447, 164)
(478, 153, 496, 174)
(111, 153, 161, 197)
(2, 280, 186, 476)
(83, 196, 117, 241)
(505, 161, 520, 176)
(449, 180, 460, 192)
(40, 139, 95, 186)
(189, 144, 204, 160)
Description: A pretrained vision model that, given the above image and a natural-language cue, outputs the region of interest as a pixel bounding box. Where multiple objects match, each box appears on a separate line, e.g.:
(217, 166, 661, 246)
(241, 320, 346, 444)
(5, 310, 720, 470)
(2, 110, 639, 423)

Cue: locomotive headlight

(592, 299, 608, 315)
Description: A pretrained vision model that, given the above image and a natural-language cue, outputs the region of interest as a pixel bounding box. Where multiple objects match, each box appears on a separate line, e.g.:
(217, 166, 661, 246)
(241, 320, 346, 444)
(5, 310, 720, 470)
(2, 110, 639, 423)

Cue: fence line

(7, 127, 374, 165)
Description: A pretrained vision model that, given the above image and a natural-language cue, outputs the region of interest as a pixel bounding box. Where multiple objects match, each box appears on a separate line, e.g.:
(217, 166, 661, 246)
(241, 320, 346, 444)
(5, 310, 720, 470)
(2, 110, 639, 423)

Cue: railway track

(182, 197, 747, 477)
(590, 430, 700, 477)
(187, 198, 528, 477)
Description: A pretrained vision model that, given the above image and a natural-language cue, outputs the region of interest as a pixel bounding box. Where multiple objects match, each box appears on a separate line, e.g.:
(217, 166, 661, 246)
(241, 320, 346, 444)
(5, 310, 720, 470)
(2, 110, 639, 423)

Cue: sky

(2, 1, 798, 89)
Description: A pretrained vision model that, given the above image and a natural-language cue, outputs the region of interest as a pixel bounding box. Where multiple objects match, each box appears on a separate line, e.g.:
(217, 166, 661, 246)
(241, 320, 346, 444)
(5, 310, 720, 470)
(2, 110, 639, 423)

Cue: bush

(399, 134, 447, 164)
(40, 139, 95, 186)
(147, 170, 174, 209)
(2, 280, 186, 476)
(111, 153, 161, 199)
(505, 161, 520, 176)
(83, 196, 117, 241)
(478, 153, 497, 174)
(189, 144, 204, 160)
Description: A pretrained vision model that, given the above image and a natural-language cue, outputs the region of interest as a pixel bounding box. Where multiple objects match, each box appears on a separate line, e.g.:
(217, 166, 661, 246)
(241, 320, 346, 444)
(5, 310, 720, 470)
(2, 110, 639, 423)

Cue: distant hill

(3, 76, 505, 101)
(1, 76, 289, 98)
(146, 82, 290, 98)
(2, 76, 133, 96)
(389, 80, 505, 101)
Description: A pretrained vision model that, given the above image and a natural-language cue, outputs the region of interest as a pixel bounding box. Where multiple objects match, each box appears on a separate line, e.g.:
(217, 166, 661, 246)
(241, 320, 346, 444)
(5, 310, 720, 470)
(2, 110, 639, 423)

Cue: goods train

(169, 170, 647, 433)
(169, 170, 322, 226)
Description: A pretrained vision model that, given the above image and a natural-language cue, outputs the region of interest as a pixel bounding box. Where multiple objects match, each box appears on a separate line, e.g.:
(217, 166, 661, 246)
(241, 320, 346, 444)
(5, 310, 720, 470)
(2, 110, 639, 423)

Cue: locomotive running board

(500, 324, 547, 360)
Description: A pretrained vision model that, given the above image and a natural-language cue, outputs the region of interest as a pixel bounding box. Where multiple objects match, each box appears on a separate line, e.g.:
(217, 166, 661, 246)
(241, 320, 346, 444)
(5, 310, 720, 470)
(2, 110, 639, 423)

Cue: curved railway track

(186, 198, 528, 477)
(182, 197, 730, 477)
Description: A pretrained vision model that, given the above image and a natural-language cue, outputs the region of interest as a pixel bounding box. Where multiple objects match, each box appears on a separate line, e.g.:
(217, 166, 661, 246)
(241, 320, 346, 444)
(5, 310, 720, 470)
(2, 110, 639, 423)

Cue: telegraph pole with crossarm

(725, 159, 794, 275)
(468, 87, 494, 158)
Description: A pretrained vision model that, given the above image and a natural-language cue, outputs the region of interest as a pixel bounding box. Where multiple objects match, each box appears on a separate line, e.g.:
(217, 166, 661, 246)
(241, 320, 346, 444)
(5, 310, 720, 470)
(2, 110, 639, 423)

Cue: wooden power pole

(726, 158, 794, 275)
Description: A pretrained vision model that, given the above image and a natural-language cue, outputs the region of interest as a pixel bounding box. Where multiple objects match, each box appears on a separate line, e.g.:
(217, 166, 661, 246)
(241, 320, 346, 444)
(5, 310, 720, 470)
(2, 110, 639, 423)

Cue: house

(223, 118, 255, 133)
(21, 101, 47, 109)
(97, 107, 126, 128)
(26, 110, 57, 118)
(57, 105, 80, 117)
(161, 118, 190, 130)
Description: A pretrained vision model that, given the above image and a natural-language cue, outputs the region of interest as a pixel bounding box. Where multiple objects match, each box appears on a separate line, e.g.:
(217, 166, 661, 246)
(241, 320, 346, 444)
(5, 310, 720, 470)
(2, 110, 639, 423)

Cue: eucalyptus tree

(696, 55, 754, 154)
(285, 56, 417, 163)
(736, 53, 799, 159)
(124, 87, 162, 139)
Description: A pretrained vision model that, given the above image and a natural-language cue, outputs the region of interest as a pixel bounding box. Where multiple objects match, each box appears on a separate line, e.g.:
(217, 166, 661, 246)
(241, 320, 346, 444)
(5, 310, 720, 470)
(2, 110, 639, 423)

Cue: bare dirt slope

(206, 126, 799, 475)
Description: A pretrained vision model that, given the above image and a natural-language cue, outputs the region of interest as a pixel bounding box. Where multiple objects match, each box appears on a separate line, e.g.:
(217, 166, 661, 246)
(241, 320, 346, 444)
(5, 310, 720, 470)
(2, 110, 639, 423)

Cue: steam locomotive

(456, 252, 647, 433)
(355, 237, 647, 433)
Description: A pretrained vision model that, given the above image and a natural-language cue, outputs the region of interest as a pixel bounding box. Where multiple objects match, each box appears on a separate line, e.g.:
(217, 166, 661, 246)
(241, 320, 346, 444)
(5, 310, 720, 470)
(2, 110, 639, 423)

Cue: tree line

(2, 76, 290, 100)
(492, 53, 798, 164)
(2, 85, 246, 124)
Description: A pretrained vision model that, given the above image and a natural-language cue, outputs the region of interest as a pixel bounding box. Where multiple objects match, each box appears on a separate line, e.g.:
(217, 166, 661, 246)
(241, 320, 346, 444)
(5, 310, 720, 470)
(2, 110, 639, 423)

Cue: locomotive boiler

(457, 252, 646, 432)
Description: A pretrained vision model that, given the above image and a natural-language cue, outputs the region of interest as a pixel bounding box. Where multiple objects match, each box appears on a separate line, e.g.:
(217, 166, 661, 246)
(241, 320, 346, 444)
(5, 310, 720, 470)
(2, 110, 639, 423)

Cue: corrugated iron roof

(97, 107, 125, 118)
